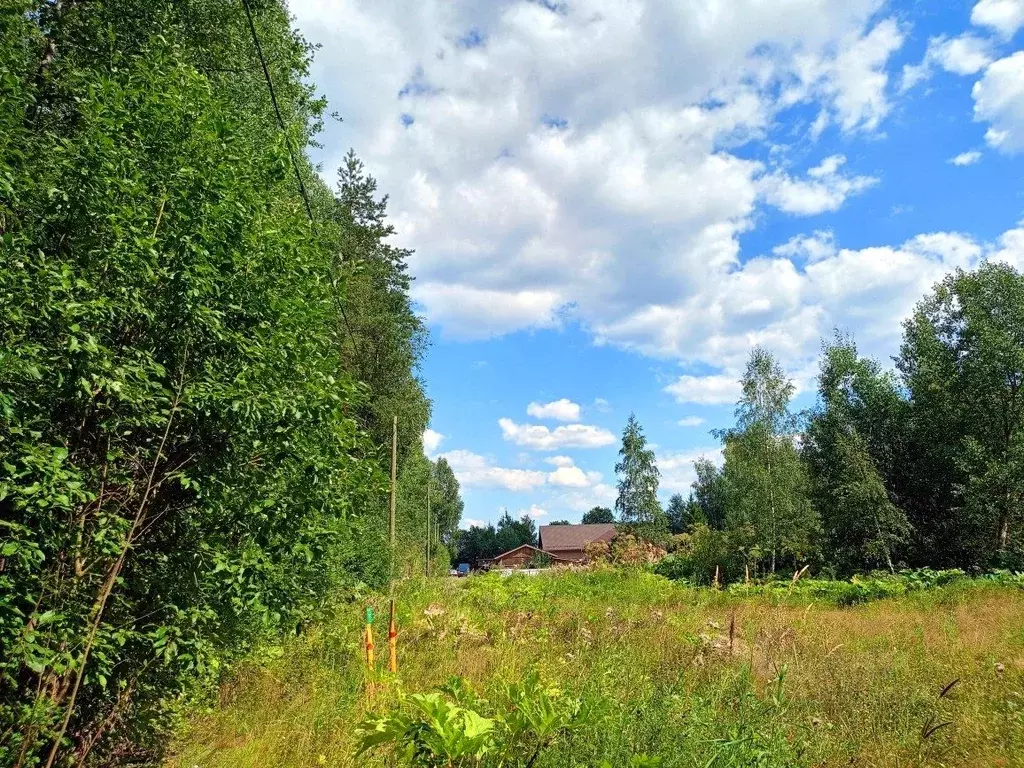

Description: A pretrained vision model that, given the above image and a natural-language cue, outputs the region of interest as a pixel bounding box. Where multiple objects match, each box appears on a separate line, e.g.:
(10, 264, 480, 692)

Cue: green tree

(456, 524, 499, 567)
(430, 457, 464, 545)
(719, 349, 819, 574)
(0, 2, 432, 763)
(548, 520, 571, 525)
(493, 512, 538, 553)
(899, 263, 1024, 567)
(614, 414, 666, 537)
(582, 506, 614, 524)
(689, 458, 728, 530)
(665, 494, 689, 534)
(804, 338, 911, 574)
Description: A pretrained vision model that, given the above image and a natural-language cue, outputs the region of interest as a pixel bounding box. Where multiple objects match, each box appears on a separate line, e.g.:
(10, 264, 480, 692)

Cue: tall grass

(168, 569, 1024, 767)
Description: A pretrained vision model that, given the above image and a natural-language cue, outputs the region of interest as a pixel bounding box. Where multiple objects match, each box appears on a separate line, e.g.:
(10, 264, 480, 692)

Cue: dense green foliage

(663, 264, 1024, 583)
(581, 506, 613, 524)
(455, 512, 538, 567)
(0, 2, 455, 765)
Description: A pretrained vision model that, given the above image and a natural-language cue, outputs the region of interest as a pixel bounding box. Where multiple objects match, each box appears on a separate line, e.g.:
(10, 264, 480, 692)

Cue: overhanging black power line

(240, 0, 357, 349)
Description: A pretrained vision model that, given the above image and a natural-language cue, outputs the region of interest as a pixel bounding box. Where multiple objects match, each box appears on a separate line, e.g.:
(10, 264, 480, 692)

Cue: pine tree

(614, 414, 667, 537)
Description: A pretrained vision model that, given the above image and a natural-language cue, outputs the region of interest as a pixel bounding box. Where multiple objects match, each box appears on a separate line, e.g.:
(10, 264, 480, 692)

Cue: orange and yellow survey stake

(364, 606, 375, 670)
(388, 599, 398, 673)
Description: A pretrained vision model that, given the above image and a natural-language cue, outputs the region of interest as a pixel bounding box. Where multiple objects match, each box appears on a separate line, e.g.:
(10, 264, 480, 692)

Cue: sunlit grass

(168, 569, 1024, 767)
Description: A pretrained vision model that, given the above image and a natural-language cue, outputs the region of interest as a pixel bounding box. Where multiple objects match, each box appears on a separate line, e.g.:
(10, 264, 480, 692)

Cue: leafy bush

(357, 672, 589, 767)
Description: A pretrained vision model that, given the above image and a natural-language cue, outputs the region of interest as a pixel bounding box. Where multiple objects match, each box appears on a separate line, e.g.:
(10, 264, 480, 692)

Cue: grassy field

(168, 569, 1024, 767)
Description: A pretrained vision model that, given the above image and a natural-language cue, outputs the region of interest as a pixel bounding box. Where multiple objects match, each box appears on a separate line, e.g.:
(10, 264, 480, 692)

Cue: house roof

(491, 543, 543, 561)
(539, 523, 616, 552)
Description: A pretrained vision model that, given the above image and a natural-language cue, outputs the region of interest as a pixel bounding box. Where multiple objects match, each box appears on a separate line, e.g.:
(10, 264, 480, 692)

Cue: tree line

(619, 263, 1024, 581)
(457, 263, 1024, 581)
(0, 2, 460, 765)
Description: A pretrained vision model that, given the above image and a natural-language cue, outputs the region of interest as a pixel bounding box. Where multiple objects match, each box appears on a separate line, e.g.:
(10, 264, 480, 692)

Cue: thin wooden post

(425, 477, 431, 576)
(388, 599, 398, 673)
(364, 606, 375, 669)
(390, 416, 397, 548)
(713, 565, 720, 590)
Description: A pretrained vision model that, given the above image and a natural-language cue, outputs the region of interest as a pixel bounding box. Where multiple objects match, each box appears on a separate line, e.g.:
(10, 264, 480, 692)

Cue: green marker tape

(365, 606, 374, 624)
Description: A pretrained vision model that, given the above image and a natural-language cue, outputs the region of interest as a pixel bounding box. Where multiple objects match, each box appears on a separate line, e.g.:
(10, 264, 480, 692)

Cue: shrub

(357, 672, 589, 767)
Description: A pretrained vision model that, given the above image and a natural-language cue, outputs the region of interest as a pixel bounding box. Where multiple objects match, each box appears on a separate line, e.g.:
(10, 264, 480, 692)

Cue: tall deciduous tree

(720, 349, 819, 573)
(689, 458, 728, 530)
(0, 2, 434, 763)
(899, 263, 1024, 566)
(804, 338, 911, 574)
(430, 457, 464, 544)
(614, 414, 666, 537)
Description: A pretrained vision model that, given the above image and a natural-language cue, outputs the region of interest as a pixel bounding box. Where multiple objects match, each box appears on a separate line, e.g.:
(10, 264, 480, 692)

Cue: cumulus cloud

(652, 224, 1003, 403)
(554, 483, 618, 513)
(464, 518, 487, 529)
(440, 449, 605, 493)
(545, 455, 576, 468)
(677, 416, 707, 427)
(760, 155, 878, 216)
(290, 0, 907, 357)
(499, 418, 616, 450)
(423, 428, 445, 455)
(990, 221, 1024, 269)
(973, 52, 1024, 152)
(658, 447, 725, 494)
(899, 34, 994, 92)
(527, 398, 581, 422)
(971, 0, 1024, 40)
(773, 231, 838, 262)
(949, 150, 983, 166)
(440, 449, 548, 491)
(665, 375, 742, 406)
(518, 504, 549, 520)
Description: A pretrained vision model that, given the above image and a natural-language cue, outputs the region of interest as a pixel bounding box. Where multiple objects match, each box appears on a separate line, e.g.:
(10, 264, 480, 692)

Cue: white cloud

(464, 518, 487, 529)
(441, 448, 606, 494)
(677, 416, 706, 427)
(544, 455, 575, 467)
(526, 398, 581, 422)
(899, 34, 994, 92)
(949, 150, 983, 166)
(291, 0, 907, 355)
(760, 155, 878, 216)
(665, 374, 742, 405)
(973, 52, 1024, 152)
(929, 35, 994, 76)
(990, 221, 1024, 269)
(971, 0, 1024, 39)
(593, 398, 611, 412)
(440, 449, 548, 491)
(499, 418, 616, 450)
(547, 465, 593, 488)
(773, 231, 838, 262)
(518, 504, 548, 520)
(658, 447, 725, 494)
(423, 428, 445, 455)
(555, 483, 618, 513)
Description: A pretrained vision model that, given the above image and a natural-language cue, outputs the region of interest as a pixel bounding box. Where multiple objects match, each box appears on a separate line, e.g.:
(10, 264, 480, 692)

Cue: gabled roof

(539, 523, 616, 552)
(491, 543, 543, 560)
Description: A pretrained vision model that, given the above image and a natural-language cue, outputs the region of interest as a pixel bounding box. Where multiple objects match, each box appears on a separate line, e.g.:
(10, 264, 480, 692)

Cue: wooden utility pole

(388, 599, 398, 673)
(390, 415, 397, 547)
(425, 476, 431, 576)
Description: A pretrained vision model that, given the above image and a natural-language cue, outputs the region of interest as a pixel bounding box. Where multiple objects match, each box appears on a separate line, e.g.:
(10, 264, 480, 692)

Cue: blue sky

(292, 0, 1024, 527)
